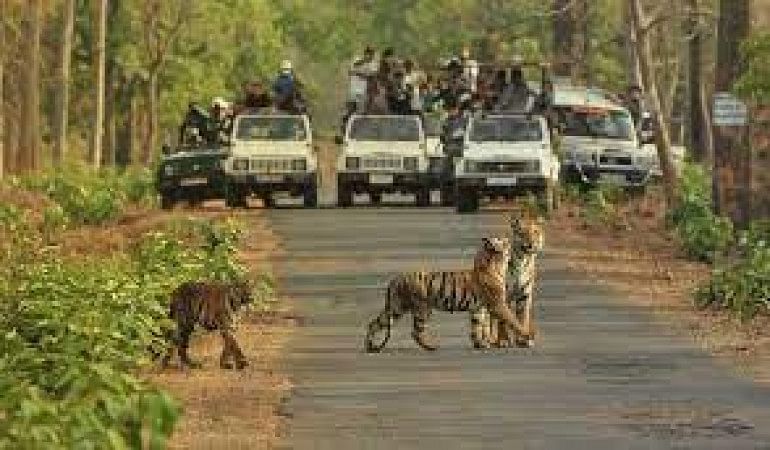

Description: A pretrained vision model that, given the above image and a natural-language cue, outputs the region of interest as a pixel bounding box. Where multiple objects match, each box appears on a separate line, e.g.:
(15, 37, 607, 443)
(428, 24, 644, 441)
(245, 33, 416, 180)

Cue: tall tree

(54, 0, 76, 166)
(713, 0, 750, 224)
(19, 0, 42, 172)
(552, 0, 576, 78)
(629, 0, 678, 207)
(0, 0, 5, 179)
(92, 0, 107, 169)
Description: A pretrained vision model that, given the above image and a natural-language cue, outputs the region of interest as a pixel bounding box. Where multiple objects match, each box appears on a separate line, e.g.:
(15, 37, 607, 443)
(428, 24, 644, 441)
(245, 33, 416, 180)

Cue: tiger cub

(160, 280, 254, 370)
(364, 236, 528, 352)
(481, 213, 544, 348)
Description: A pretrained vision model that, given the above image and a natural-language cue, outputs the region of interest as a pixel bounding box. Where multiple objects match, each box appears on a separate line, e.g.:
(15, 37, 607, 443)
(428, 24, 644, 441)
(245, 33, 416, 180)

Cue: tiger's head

(481, 236, 512, 264)
(510, 214, 545, 254)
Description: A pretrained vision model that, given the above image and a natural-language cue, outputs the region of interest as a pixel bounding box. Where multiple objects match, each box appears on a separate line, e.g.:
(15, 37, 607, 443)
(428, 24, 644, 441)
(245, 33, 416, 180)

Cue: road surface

(267, 207, 770, 449)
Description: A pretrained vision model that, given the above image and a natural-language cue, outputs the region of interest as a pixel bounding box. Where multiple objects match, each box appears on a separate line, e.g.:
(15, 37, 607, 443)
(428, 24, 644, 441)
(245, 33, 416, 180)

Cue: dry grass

(550, 187, 770, 382)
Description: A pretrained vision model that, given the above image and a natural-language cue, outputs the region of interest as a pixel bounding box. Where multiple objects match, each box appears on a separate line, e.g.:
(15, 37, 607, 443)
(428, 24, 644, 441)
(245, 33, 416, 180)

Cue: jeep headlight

(403, 157, 418, 171)
(233, 158, 249, 171)
(346, 157, 360, 170)
(292, 158, 307, 171)
(163, 164, 175, 176)
(573, 152, 595, 165)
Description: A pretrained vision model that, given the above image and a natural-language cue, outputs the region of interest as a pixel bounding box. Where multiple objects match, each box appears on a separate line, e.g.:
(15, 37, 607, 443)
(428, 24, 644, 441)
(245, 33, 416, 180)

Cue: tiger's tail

(364, 281, 396, 353)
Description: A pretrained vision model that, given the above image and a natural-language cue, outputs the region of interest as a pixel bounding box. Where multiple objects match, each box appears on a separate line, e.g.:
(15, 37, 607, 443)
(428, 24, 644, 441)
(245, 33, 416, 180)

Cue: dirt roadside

(548, 188, 770, 383)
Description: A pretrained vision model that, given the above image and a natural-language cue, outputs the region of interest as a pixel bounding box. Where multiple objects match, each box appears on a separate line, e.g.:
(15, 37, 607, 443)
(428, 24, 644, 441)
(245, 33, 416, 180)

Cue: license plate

(255, 174, 284, 183)
(486, 177, 517, 186)
(179, 177, 208, 186)
(370, 174, 393, 184)
(599, 173, 628, 184)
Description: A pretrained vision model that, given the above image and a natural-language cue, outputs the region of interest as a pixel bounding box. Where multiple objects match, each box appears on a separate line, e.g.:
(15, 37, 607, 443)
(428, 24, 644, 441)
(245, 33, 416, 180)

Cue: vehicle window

(469, 117, 542, 142)
(349, 116, 422, 141)
(236, 117, 307, 141)
(558, 108, 634, 140)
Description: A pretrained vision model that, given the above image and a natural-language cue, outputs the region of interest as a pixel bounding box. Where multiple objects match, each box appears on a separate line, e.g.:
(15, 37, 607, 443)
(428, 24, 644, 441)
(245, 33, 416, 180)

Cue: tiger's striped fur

(364, 237, 528, 352)
(483, 214, 544, 348)
(160, 280, 253, 370)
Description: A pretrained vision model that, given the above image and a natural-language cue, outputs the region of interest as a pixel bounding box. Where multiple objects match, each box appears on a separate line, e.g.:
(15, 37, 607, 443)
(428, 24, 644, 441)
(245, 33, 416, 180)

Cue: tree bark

(713, 0, 750, 225)
(145, 70, 159, 166)
(0, 0, 5, 179)
(686, 0, 709, 162)
(20, 0, 42, 172)
(91, 0, 107, 169)
(629, 0, 678, 207)
(54, 0, 75, 166)
(553, 0, 575, 78)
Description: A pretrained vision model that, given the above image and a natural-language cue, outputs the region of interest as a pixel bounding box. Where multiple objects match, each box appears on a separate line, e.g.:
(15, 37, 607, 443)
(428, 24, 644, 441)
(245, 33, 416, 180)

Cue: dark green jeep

(156, 146, 229, 209)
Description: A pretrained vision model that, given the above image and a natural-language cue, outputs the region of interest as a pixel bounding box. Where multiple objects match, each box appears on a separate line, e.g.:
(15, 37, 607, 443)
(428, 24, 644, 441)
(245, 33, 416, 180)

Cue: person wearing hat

(459, 46, 479, 93)
(350, 46, 379, 112)
(495, 67, 535, 113)
(273, 60, 298, 112)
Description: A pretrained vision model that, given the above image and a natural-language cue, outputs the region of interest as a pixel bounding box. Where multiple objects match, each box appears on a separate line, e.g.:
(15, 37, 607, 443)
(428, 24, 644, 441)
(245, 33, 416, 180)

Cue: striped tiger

(364, 236, 528, 352)
(160, 280, 254, 370)
(482, 213, 544, 348)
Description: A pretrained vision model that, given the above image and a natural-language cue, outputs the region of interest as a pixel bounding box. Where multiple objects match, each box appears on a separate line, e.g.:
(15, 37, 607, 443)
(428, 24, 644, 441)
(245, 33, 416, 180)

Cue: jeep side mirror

(334, 135, 343, 145)
(161, 144, 171, 156)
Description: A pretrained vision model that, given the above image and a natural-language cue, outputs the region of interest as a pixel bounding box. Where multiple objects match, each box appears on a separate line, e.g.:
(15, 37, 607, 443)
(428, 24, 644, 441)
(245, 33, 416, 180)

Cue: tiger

(363, 236, 529, 352)
(480, 213, 545, 349)
(159, 280, 254, 370)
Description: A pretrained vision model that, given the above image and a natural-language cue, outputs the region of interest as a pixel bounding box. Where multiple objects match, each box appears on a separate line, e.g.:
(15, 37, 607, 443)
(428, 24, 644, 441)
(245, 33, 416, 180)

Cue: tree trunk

(54, 0, 75, 166)
(91, 0, 107, 169)
(553, 0, 575, 79)
(145, 70, 159, 166)
(629, 0, 678, 207)
(0, 0, 5, 179)
(623, 2, 644, 90)
(713, 0, 750, 225)
(686, 0, 709, 162)
(20, 0, 42, 172)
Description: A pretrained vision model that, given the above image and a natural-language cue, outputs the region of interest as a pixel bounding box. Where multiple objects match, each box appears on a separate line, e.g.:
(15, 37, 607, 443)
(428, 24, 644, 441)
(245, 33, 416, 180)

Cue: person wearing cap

(208, 97, 233, 145)
(459, 46, 479, 93)
(273, 60, 298, 112)
(350, 46, 379, 112)
(180, 102, 210, 147)
(495, 67, 535, 113)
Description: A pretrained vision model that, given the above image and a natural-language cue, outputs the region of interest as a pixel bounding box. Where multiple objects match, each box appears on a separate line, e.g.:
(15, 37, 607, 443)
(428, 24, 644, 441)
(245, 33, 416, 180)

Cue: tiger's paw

(412, 331, 438, 351)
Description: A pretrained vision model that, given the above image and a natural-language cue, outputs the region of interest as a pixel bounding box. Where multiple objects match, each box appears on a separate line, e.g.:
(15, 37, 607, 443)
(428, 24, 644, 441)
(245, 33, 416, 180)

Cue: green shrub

(667, 163, 733, 263)
(0, 218, 270, 449)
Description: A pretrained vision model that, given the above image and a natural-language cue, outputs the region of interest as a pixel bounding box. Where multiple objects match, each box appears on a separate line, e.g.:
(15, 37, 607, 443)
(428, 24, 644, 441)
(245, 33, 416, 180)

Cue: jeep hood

(344, 141, 424, 156)
(231, 140, 312, 157)
(463, 142, 548, 160)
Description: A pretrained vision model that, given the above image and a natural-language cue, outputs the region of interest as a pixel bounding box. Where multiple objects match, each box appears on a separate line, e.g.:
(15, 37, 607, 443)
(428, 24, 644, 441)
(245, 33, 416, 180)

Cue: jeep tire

(415, 188, 431, 207)
(303, 184, 318, 208)
(337, 182, 353, 208)
(160, 192, 176, 210)
(456, 187, 479, 214)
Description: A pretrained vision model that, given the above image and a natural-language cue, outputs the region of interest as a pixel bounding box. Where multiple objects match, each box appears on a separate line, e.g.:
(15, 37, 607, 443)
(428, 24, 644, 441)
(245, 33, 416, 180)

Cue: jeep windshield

(558, 108, 634, 140)
(349, 116, 421, 141)
(469, 117, 542, 142)
(236, 116, 307, 141)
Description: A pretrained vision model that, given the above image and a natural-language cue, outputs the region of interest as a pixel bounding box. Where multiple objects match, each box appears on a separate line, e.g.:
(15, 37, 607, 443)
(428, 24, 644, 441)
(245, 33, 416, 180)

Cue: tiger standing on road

(160, 280, 254, 370)
(483, 213, 545, 349)
(364, 236, 530, 352)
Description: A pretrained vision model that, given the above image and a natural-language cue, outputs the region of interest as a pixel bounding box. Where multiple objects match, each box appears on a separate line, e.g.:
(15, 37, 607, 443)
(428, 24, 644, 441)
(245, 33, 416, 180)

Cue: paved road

(268, 208, 770, 449)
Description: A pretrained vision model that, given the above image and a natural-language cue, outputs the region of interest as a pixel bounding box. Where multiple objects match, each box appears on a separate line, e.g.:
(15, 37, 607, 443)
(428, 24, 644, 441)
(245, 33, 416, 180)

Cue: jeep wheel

(370, 192, 382, 205)
(303, 185, 318, 208)
(440, 187, 455, 207)
(160, 193, 176, 210)
(415, 188, 431, 207)
(262, 195, 275, 209)
(456, 187, 479, 214)
(337, 182, 353, 208)
(225, 184, 248, 209)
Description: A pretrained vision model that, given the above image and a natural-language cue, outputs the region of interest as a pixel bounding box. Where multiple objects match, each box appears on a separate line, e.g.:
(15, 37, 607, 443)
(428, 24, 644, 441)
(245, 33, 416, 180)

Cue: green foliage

(666, 163, 733, 263)
(695, 221, 770, 320)
(735, 32, 770, 102)
(19, 166, 155, 226)
(0, 213, 270, 448)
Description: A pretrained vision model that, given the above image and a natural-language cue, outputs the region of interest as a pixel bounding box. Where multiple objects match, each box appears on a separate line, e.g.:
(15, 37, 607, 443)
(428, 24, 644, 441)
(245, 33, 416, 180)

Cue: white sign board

(713, 92, 748, 126)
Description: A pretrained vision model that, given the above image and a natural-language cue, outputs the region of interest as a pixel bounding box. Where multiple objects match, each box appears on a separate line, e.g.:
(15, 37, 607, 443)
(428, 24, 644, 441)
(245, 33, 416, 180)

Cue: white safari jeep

(224, 113, 317, 208)
(553, 87, 651, 189)
(337, 114, 430, 207)
(454, 114, 559, 213)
